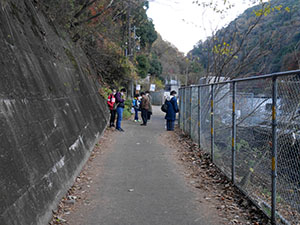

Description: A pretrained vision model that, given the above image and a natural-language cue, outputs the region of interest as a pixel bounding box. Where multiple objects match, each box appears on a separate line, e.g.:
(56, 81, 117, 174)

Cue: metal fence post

(178, 88, 181, 128)
(189, 87, 192, 137)
(211, 84, 214, 163)
(271, 77, 278, 225)
(185, 88, 188, 133)
(198, 86, 201, 148)
(232, 82, 237, 184)
(183, 88, 186, 133)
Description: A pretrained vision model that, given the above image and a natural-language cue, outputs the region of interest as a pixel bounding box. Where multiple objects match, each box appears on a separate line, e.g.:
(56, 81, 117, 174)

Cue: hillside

(34, 0, 184, 92)
(189, 0, 300, 80)
(34, 1, 149, 89)
(151, 34, 188, 85)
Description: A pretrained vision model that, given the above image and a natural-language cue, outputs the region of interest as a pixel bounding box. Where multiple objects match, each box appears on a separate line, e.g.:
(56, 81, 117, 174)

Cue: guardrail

(179, 69, 300, 225)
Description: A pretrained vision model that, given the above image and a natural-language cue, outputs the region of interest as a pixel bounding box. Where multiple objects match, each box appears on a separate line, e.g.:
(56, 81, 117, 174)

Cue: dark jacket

(147, 94, 152, 112)
(115, 92, 125, 108)
(165, 96, 179, 121)
(141, 95, 150, 110)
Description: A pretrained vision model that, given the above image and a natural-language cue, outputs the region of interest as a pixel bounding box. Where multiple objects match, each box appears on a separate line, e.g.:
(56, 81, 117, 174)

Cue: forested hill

(189, 0, 300, 79)
(34, 0, 184, 91)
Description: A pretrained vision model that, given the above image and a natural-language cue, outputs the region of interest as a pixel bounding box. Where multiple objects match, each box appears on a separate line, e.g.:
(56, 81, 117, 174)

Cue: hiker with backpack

(107, 88, 117, 128)
(164, 90, 179, 131)
(132, 94, 141, 122)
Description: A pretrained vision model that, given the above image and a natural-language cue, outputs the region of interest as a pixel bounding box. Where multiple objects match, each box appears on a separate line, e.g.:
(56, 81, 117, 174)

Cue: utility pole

(127, 0, 132, 58)
(185, 58, 189, 86)
(133, 25, 136, 56)
(126, 1, 141, 98)
(185, 64, 189, 86)
(131, 25, 137, 98)
(126, 0, 134, 98)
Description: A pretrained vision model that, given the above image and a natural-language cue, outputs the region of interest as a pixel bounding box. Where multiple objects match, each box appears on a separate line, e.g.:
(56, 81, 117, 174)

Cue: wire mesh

(214, 83, 232, 177)
(235, 78, 273, 218)
(276, 74, 300, 223)
(185, 87, 191, 134)
(200, 86, 211, 154)
(191, 87, 199, 142)
(183, 87, 187, 133)
(179, 71, 300, 225)
(179, 88, 184, 130)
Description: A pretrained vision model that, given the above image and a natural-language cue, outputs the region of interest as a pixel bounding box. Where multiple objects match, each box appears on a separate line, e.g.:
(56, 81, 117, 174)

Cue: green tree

(136, 19, 157, 49)
(136, 54, 150, 78)
(149, 54, 162, 77)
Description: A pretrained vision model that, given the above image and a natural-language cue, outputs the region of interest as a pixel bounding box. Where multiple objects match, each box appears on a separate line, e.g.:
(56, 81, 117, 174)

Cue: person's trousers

(166, 120, 175, 131)
(116, 107, 124, 129)
(141, 108, 148, 125)
(147, 111, 152, 120)
(134, 108, 139, 120)
(110, 109, 116, 126)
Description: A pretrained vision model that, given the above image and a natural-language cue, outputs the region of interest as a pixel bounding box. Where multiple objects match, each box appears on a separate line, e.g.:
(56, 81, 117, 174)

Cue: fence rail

(179, 69, 300, 225)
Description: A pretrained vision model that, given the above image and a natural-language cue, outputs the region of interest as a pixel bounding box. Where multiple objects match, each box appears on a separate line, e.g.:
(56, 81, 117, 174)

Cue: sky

(147, 0, 260, 54)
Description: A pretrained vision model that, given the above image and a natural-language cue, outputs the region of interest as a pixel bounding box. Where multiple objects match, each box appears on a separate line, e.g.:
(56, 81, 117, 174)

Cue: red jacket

(107, 93, 116, 110)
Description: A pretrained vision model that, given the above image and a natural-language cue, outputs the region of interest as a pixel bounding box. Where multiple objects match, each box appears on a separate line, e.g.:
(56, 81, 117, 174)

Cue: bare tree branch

(73, 0, 116, 26)
(74, 0, 98, 19)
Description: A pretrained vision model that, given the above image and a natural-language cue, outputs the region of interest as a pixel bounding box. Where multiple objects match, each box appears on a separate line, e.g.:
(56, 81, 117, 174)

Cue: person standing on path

(115, 88, 126, 132)
(145, 91, 152, 121)
(140, 92, 150, 126)
(107, 88, 117, 127)
(132, 94, 140, 122)
(165, 90, 179, 131)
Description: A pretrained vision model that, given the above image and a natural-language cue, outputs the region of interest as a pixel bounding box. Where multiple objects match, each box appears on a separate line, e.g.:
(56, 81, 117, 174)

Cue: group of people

(107, 88, 179, 132)
(132, 91, 153, 126)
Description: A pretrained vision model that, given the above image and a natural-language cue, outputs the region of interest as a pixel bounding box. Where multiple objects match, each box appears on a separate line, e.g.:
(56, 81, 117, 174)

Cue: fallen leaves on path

(49, 128, 115, 225)
(161, 127, 271, 225)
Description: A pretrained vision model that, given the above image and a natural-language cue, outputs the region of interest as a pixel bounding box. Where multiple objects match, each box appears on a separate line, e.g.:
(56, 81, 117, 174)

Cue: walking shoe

(116, 128, 124, 132)
(140, 124, 147, 126)
(134, 120, 138, 122)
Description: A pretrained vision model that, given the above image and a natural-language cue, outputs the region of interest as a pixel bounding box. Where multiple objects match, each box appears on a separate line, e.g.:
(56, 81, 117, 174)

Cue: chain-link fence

(179, 70, 300, 225)
(150, 91, 165, 105)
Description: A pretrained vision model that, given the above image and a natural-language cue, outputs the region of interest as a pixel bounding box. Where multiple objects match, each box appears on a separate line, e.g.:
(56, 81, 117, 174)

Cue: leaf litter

(161, 127, 271, 225)
(49, 128, 115, 225)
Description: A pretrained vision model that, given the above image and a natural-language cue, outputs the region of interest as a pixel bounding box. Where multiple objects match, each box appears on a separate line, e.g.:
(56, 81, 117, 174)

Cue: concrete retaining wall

(0, 1, 108, 224)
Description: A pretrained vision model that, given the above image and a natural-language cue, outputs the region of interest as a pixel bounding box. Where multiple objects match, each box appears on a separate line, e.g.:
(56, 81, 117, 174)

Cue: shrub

(123, 99, 133, 119)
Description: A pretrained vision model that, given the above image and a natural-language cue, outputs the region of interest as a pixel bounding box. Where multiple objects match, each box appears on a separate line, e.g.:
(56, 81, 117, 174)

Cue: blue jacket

(132, 98, 140, 109)
(165, 96, 179, 121)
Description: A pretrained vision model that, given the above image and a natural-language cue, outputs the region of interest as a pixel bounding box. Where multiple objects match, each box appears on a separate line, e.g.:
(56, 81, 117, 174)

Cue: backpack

(161, 100, 168, 113)
(133, 99, 139, 110)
